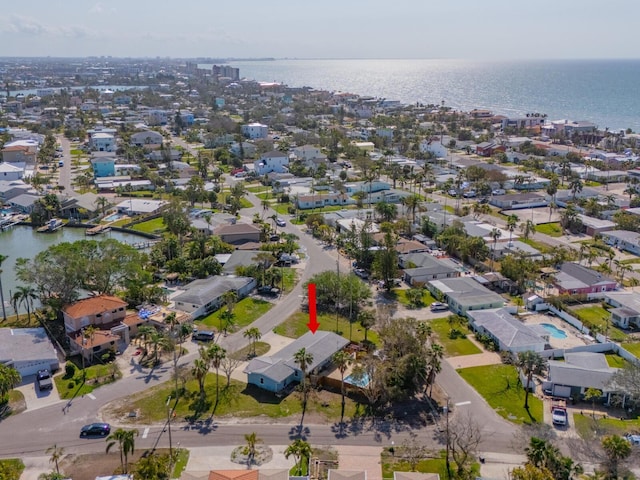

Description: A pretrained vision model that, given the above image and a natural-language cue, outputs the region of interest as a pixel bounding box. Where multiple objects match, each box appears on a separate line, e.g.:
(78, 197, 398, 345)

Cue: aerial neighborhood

(3, 57, 640, 480)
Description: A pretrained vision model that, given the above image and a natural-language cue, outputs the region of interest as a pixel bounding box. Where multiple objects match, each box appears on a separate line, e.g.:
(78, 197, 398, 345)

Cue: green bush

(449, 328, 467, 340)
(64, 363, 76, 378)
(67, 380, 75, 389)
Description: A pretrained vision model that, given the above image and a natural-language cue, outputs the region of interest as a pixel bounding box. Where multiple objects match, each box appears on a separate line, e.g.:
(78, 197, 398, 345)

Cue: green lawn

(457, 364, 543, 424)
(54, 362, 121, 399)
(255, 192, 273, 200)
(521, 238, 554, 254)
(108, 373, 363, 423)
(196, 298, 273, 332)
(381, 450, 453, 479)
(172, 449, 190, 479)
(130, 217, 166, 234)
(621, 342, 640, 359)
(429, 318, 482, 357)
(573, 306, 627, 341)
(605, 353, 629, 368)
(392, 288, 437, 308)
(574, 413, 640, 440)
(239, 197, 253, 209)
(535, 222, 563, 237)
(0, 459, 25, 480)
(248, 186, 269, 194)
(274, 311, 379, 345)
(230, 341, 270, 360)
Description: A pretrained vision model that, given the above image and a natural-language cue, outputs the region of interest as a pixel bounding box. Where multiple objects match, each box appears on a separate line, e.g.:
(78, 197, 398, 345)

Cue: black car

(80, 423, 111, 437)
(36, 369, 53, 391)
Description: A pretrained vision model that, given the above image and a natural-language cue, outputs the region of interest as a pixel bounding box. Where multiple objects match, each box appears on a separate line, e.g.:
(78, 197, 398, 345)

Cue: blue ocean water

(227, 59, 640, 132)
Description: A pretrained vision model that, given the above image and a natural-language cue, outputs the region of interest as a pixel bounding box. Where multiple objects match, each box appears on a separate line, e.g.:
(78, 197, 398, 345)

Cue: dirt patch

(60, 449, 172, 480)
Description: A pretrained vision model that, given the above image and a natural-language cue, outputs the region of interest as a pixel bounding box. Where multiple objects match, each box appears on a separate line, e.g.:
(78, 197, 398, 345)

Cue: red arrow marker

(307, 283, 319, 334)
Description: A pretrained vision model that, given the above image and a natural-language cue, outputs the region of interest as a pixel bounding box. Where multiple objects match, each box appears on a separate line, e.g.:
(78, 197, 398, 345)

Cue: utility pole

(166, 395, 174, 469)
(336, 258, 340, 333)
(444, 398, 451, 480)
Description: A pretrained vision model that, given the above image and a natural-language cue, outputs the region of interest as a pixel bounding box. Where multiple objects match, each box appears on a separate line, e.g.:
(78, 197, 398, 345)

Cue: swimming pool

(103, 212, 127, 222)
(540, 323, 568, 339)
(344, 371, 370, 388)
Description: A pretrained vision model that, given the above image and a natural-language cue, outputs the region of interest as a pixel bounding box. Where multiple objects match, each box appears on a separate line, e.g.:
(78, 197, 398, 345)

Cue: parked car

(58, 161, 64, 167)
(258, 285, 281, 296)
(354, 268, 369, 279)
(462, 190, 477, 198)
(448, 189, 458, 196)
(492, 189, 506, 195)
(275, 218, 286, 227)
(551, 407, 568, 426)
(80, 423, 111, 437)
(625, 434, 640, 445)
(430, 302, 449, 312)
(193, 330, 215, 342)
(36, 369, 53, 391)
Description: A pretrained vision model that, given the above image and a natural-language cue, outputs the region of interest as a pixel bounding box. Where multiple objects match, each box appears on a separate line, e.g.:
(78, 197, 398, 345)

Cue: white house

(147, 110, 168, 126)
(0, 162, 24, 181)
(467, 309, 547, 353)
(419, 139, 448, 158)
(293, 145, 322, 161)
(130, 130, 164, 147)
(89, 133, 115, 152)
(173, 275, 256, 318)
(0, 328, 60, 377)
(254, 151, 289, 175)
(242, 122, 268, 139)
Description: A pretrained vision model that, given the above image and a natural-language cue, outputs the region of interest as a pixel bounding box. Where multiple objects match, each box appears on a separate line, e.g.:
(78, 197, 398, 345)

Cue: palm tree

(13, 285, 37, 324)
(106, 428, 138, 474)
(293, 347, 314, 393)
(243, 327, 262, 357)
(45, 444, 65, 475)
(506, 215, 518, 246)
(207, 343, 226, 411)
(242, 432, 262, 467)
(332, 350, 352, 414)
(519, 220, 536, 241)
(0, 254, 8, 322)
(94, 196, 111, 217)
(489, 227, 502, 271)
(357, 310, 376, 342)
(516, 351, 547, 409)
(426, 343, 444, 396)
(601, 435, 632, 480)
(569, 176, 583, 200)
(192, 357, 209, 401)
(285, 438, 312, 476)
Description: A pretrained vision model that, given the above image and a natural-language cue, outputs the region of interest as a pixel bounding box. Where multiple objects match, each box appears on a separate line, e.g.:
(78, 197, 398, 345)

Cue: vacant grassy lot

(196, 298, 272, 332)
(392, 288, 437, 308)
(429, 318, 482, 357)
(535, 222, 563, 237)
(130, 217, 166, 234)
(274, 311, 379, 345)
(381, 449, 451, 479)
(230, 341, 270, 360)
(106, 373, 363, 423)
(457, 364, 543, 424)
(573, 306, 627, 341)
(574, 413, 640, 440)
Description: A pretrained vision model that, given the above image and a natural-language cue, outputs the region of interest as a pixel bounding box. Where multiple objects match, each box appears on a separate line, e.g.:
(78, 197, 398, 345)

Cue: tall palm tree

(519, 220, 536, 241)
(207, 343, 226, 411)
(285, 438, 312, 476)
(332, 350, 352, 413)
(45, 444, 65, 475)
(243, 327, 262, 357)
(489, 227, 502, 271)
(516, 351, 547, 409)
(13, 285, 37, 325)
(94, 196, 111, 217)
(192, 356, 209, 401)
(601, 435, 632, 480)
(0, 254, 8, 322)
(106, 428, 138, 474)
(506, 215, 518, 246)
(293, 347, 314, 393)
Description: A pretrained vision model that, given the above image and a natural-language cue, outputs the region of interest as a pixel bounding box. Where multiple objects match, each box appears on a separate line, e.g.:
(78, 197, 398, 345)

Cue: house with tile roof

(244, 331, 349, 393)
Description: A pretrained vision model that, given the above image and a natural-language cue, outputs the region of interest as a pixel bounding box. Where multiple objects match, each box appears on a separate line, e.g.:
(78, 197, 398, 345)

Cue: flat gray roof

(173, 275, 253, 307)
(0, 328, 58, 364)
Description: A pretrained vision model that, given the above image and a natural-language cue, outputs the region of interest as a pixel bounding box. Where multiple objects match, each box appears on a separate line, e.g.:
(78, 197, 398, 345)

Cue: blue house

(244, 331, 350, 393)
(90, 153, 116, 178)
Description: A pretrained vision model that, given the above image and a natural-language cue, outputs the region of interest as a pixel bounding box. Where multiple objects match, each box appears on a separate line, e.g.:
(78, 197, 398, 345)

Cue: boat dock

(37, 218, 64, 233)
(0, 216, 20, 231)
(85, 224, 112, 236)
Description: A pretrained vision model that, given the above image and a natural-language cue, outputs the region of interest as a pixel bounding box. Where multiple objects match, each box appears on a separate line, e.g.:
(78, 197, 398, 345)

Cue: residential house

(89, 132, 115, 152)
(190, 212, 236, 236)
(242, 122, 269, 139)
(602, 230, 640, 256)
(604, 292, 640, 329)
(115, 199, 166, 215)
(0, 162, 24, 181)
(293, 145, 322, 161)
(208, 470, 258, 480)
(295, 192, 351, 210)
(0, 328, 60, 377)
(230, 141, 257, 158)
(244, 331, 349, 393)
(399, 253, 460, 286)
(221, 250, 274, 275)
(7, 193, 40, 213)
(328, 471, 367, 480)
(214, 223, 261, 245)
(172, 275, 256, 318)
(130, 130, 164, 147)
(393, 473, 440, 480)
(489, 192, 547, 210)
(578, 215, 616, 237)
(419, 139, 448, 158)
(1, 145, 37, 164)
(254, 151, 289, 175)
(475, 142, 504, 157)
(344, 181, 390, 195)
(427, 277, 505, 315)
(90, 152, 116, 178)
(147, 109, 168, 126)
(0, 180, 34, 203)
(467, 309, 547, 353)
(553, 262, 617, 295)
(543, 352, 619, 401)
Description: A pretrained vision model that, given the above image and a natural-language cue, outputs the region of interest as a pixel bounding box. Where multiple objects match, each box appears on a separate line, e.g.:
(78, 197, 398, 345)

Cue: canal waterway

(0, 225, 149, 313)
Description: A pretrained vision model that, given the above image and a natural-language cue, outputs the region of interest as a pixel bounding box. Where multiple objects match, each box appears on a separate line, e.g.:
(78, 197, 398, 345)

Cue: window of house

(260, 378, 264, 384)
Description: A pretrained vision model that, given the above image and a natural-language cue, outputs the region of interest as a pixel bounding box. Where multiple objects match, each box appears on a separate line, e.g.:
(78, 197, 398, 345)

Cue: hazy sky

(1, 0, 638, 59)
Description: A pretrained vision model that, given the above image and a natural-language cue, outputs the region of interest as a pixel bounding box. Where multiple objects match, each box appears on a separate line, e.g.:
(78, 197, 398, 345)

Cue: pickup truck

(37, 369, 53, 391)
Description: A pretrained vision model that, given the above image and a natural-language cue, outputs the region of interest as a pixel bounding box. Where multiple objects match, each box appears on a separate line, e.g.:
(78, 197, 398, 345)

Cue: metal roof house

(544, 352, 619, 400)
(467, 308, 547, 353)
(0, 328, 60, 377)
(173, 275, 256, 318)
(427, 277, 505, 315)
(244, 331, 349, 393)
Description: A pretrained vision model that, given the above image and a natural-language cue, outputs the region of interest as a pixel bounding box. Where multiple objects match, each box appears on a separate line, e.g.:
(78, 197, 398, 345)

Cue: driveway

(15, 374, 62, 412)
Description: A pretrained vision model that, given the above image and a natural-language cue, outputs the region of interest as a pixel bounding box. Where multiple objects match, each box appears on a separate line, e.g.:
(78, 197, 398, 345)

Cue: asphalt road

(55, 134, 73, 192)
(0, 147, 520, 460)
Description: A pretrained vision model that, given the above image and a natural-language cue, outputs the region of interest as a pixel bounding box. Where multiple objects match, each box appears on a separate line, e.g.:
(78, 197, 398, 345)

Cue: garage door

(553, 385, 572, 398)
(16, 360, 54, 378)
